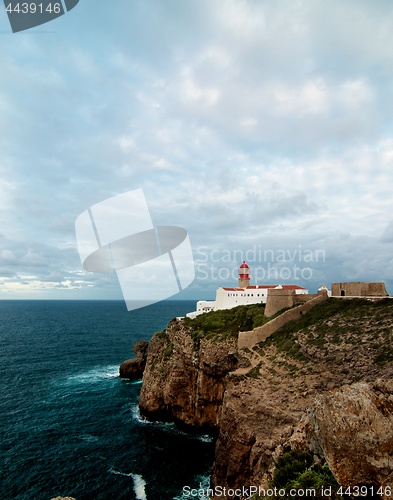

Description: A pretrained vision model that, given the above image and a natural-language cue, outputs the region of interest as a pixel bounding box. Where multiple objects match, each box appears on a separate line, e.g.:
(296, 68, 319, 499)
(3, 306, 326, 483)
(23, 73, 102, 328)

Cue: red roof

(239, 261, 249, 269)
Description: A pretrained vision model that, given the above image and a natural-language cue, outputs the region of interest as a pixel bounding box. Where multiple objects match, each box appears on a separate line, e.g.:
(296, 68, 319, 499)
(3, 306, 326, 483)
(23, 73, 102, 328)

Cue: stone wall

(264, 288, 296, 318)
(264, 288, 318, 318)
(238, 292, 328, 350)
(332, 282, 389, 297)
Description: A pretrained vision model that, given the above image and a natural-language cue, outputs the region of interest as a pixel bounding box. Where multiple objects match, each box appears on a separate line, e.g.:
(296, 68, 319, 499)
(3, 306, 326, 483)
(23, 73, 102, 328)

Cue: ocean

(0, 300, 214, 500)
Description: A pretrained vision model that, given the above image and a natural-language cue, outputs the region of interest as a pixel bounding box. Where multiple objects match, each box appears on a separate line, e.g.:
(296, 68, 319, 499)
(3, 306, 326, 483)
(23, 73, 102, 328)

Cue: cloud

(0, 0, 393, 299)
(381, 220, 393, 244)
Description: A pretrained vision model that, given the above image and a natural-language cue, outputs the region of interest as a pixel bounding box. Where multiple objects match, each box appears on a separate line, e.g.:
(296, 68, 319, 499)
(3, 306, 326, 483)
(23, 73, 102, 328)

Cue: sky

(0, 0, 393, 302)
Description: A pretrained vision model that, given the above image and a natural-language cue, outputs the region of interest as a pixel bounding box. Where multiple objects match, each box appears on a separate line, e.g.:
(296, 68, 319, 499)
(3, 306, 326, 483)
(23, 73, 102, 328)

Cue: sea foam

(131, 473, 147, 500)
(109, 469, 147, 500)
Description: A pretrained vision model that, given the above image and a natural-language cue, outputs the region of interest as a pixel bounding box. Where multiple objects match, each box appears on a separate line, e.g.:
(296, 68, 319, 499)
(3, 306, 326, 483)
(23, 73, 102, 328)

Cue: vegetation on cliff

(260, 450, 338, 500)
(251, 297, 393, 381)
(182, 303, 268, 343)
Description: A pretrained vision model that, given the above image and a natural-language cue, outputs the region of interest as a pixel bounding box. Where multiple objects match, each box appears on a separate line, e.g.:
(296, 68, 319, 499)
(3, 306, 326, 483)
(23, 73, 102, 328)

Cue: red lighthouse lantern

(238, 261, 250, 288)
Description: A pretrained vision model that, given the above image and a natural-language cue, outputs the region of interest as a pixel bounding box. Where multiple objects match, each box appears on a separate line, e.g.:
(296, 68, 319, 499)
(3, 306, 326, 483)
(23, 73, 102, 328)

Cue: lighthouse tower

(238, 261, 250, 288)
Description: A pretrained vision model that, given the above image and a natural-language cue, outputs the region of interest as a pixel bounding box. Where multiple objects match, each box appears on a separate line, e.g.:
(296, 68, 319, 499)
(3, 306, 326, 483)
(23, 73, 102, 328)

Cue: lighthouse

(238, 261, 250, 288)
(186, 259, 309, 319)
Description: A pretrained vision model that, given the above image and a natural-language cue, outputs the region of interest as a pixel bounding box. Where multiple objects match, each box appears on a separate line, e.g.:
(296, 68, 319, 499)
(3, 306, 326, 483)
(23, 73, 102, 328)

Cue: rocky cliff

(139, 318, 239, 430)
(308, 379, 393, 491)
(137, 299, 393, 496)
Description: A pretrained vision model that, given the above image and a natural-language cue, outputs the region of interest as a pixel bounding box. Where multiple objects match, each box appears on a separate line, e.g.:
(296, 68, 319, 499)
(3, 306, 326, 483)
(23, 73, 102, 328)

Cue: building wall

(331, 282, 388, 297)
(187, 285, 309, 318)
(264, 289, 319, 318)
(294, 293, 319, 304)
(197, 300, 215, 312)
(238, 277, 250, 288)
(214, 287, 267, 310)
(186, 300, 215, 319)
(367, 282, 389, 296)
(264, 289, 296, 318)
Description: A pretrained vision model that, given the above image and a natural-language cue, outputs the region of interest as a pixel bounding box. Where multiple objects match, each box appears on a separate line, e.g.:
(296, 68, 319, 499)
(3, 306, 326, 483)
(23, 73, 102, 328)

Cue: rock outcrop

(139, 319, 238, 430)
(119, 340, 149, 380)
(308, 379, 393, 489)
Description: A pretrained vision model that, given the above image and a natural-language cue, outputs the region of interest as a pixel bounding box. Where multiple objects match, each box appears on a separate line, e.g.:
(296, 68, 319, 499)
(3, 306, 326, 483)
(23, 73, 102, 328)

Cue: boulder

(119, 340, 149, 380)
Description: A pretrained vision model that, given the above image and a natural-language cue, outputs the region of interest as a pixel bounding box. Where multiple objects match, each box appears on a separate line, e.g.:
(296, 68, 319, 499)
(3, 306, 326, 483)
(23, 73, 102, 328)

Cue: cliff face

(137, 299, 393, 494)
(139, 319, 238, 430)
(211, 377, 303, 489)
(212, 299, 393, 491)
(308, 380, 393, 490)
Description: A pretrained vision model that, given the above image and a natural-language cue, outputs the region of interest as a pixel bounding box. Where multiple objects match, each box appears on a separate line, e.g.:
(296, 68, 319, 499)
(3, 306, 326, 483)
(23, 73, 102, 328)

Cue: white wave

(129, 405, 216, 443)
(130, 403, 149, 424)
(59, 365, 120, 386)
(129, 403, 177, 430)
(197, 434, 214, 443)
(109, 469, 147, 500)
(129, 379, 143, 385)
(132, 473, 147, 500)
(109, 467, 134, 477)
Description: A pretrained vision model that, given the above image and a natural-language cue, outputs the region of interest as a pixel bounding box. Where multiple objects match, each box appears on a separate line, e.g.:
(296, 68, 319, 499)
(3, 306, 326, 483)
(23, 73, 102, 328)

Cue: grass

(261, 298, 393, 362)
(183, 303, 268, 343)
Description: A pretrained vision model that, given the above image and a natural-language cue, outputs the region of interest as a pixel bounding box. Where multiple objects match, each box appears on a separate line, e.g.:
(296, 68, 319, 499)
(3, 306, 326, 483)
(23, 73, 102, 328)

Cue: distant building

(331, 282, 389, 298)
(186, 261, 308, 319)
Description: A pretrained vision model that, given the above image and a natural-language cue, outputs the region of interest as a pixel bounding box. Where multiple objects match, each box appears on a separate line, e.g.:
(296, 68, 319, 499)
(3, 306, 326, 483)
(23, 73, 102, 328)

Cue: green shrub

(270, 450, 338, 499)
(163, 345, 173, 358)
(272, 450, 313, 487)
(156, 330, 167, 339)
(183, 303, 268, 342)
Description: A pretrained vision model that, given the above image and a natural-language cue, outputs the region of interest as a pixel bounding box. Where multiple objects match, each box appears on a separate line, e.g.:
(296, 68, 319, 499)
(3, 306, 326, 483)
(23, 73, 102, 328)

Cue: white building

(186, 261, 308, 319)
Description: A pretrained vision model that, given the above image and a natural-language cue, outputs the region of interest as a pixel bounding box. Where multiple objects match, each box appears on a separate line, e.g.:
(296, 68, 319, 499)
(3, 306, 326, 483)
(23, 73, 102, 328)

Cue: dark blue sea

(0, 300, 213, 500)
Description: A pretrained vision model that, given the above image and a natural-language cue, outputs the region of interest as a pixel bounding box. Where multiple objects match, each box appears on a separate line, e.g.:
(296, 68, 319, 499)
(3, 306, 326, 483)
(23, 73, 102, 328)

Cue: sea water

(0, 300, 213, 500)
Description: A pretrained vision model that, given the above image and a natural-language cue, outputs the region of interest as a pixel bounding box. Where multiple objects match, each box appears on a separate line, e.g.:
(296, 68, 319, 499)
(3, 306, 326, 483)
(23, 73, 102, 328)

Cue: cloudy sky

(0, 0, 393, 302)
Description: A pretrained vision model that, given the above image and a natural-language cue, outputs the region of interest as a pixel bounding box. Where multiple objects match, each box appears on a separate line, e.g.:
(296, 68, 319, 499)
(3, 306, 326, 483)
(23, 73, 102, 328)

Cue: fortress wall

(294, 293, 318, 304)
(332, 282, 363, 296)
(238, 292, 328, 350)
(332, 282, 389, 297)
(264, 290, 318, 318)
(264, 289, 296, 318)
(367, 282, 389, 296)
